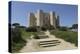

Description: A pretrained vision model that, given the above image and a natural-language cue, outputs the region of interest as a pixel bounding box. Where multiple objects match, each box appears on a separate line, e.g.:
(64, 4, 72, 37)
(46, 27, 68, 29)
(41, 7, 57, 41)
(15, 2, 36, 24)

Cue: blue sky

(11, 1, 78, 27)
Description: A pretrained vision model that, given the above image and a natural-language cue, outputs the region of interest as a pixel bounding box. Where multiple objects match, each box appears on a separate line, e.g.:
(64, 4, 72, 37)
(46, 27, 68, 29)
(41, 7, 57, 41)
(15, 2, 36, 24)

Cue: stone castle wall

(29, 10, 59, 28)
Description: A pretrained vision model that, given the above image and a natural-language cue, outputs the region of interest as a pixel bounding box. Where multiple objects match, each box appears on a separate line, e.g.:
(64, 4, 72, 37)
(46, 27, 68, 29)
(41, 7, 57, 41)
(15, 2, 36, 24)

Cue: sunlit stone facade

(29, 10, 59, 28)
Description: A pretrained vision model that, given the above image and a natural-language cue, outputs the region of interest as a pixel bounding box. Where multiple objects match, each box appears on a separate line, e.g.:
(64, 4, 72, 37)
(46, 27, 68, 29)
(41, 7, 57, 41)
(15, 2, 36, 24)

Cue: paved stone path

(20, 30, 77, 53)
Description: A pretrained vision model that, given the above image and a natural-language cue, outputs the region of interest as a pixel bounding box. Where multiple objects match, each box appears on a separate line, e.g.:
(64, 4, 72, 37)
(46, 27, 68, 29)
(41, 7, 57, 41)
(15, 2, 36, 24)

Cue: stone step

(40, 43, 59, 47)
(39, 40, 60, 43)
(39, 40, 61, 47)
(39, 41, 61, 45)
(42, 45, 56, 47)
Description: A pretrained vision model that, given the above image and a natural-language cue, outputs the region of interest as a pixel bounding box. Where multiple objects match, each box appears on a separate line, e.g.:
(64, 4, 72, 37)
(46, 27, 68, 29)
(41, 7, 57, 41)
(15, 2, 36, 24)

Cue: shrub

(41, 26, 47, 31)
(26, 27, 37, 32)
(33, 35, 40, 39)
(11, 26, 26, 52)
(58, 27, 68, 31)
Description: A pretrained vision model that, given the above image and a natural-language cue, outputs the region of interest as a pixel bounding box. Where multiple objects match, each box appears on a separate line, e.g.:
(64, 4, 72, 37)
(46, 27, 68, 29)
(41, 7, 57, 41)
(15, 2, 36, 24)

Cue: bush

(11, 28, 22, 43)
(11, 27, 26, 52)
(72, 24, 78, 29)
(41, 26, 47, 31)
(49, 25, 55, 30)
(26, 27, 37, 32)
(33, 35, 40, 39)
(41, 25, 55, 31)
(58, 27, 68, 31)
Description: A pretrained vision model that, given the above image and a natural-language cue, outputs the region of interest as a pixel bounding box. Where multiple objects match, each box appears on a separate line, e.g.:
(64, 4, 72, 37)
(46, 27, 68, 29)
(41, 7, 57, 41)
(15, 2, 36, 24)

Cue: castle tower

(29, 13, 36, 27)
(56, 15, 59, 27)
(36, 10, 40, 26)
(50, 11, 56, 28)
(43, 13, 50, 27)
(37, 10, 44, 27)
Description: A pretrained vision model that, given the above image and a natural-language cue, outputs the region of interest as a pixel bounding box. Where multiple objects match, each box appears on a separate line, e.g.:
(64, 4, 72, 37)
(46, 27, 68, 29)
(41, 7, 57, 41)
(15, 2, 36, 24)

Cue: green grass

(21, 30, 37, 40)
(50, 30, 78, 46)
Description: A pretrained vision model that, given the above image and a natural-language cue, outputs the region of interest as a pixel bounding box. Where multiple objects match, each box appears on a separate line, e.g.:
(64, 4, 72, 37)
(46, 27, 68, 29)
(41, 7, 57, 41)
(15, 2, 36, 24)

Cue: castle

(29, 10, 59, 29)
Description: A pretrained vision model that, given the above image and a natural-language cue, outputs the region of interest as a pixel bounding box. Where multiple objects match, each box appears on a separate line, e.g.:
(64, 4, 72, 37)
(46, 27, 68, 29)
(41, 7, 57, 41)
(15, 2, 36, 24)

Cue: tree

(26, 26, 37, 32)
(11, 23, 22, 43)
(19, 26, 26, 28)
(49, 25, 55, 30)
(19, 26, 27, 31)
(72, 24, 78, 29)
(12, 23, 20, 27)
(59, 26, 68, 31)
(10, 23, 26, 52)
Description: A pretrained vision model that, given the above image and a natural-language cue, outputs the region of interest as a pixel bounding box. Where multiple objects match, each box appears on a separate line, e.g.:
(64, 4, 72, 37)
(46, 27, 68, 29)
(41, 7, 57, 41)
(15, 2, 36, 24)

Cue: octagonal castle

(29, 10, 59, 29)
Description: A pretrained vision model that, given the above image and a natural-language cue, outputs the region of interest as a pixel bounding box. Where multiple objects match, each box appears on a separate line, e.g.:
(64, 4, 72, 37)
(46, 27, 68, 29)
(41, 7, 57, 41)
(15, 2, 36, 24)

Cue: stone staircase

(39, 40, 61, 47)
